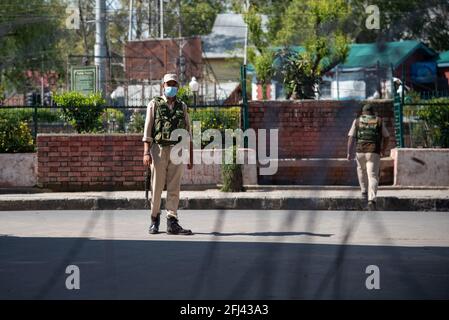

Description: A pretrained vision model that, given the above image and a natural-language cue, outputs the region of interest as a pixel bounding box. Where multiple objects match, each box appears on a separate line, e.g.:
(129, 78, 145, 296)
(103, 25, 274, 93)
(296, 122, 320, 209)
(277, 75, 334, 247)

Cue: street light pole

(189, 77, 199, 110)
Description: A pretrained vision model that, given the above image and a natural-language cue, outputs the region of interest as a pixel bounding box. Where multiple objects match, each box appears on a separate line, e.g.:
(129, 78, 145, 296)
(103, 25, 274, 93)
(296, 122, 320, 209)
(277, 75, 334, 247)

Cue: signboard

(71, 66, 97, 95)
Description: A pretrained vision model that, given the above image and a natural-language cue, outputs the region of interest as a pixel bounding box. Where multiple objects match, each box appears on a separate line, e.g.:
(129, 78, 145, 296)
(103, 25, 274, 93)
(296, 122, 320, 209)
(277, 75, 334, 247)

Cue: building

(202, 13, 269, 102)
(258, 40, 446, 100)
(324, 40, 440, 100)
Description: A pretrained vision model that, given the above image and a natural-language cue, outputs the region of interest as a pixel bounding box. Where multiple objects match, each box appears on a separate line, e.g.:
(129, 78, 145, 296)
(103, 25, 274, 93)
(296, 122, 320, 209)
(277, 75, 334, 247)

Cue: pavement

(0, 186, 448, 211)
(1, 209, 449, 299)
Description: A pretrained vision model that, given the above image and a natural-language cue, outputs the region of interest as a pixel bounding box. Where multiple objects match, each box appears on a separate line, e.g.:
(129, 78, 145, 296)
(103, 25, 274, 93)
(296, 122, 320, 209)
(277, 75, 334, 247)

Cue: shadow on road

(194, 231, 334, 237)
(0, 236, 448, 300)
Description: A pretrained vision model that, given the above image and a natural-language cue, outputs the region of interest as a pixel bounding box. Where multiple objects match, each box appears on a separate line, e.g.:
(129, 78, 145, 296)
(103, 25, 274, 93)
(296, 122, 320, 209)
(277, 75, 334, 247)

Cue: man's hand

(347, 153, 354, 161)
(143, 154, 152, 167)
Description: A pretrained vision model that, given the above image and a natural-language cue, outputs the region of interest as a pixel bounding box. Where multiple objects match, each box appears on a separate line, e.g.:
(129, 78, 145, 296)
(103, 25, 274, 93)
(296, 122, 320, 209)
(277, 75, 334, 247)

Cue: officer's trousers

(355, 152, 380, 202)
(150, 143, 184, 219)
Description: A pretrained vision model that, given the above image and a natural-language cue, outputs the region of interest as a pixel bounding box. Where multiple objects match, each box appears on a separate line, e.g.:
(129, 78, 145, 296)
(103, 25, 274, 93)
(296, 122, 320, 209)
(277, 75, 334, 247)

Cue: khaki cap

(163, 73, 178, 84)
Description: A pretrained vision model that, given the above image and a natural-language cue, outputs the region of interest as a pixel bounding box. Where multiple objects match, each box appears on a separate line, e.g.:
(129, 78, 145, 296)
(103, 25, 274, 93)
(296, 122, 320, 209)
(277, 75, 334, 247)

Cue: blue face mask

(164, 86, 178, 98)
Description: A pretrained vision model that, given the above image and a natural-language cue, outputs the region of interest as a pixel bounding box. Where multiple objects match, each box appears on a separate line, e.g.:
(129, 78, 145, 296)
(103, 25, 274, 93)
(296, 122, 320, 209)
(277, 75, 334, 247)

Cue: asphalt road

(0, 209, 449, 299)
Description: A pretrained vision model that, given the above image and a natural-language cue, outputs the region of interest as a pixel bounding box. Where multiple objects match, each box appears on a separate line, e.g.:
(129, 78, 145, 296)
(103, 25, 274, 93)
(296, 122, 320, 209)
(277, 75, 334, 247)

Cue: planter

(0, 153, 37, 187)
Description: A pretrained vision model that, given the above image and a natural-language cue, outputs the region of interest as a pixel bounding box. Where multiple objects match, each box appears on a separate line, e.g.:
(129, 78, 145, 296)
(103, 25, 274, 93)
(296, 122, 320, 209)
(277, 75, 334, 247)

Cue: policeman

(142, 73, 193, 235)
(347, 104, 390, 210)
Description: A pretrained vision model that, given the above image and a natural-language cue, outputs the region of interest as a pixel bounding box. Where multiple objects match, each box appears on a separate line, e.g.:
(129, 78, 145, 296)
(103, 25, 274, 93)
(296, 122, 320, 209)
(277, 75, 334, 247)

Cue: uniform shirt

(347, 118, 390, 138)
(142, 95, 192, 144)
(348, 117, 390, 153)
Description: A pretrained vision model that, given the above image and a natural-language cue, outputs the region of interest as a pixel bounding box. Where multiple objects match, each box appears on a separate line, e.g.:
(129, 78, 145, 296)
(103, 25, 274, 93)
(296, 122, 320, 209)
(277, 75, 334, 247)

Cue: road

(0, 209, 449, 299)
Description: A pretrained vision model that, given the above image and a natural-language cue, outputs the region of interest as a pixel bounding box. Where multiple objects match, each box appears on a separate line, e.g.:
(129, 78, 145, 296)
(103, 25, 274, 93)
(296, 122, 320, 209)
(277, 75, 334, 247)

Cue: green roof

(270, 40, 437, 70)
(340, 40, 436, 69)
(437, 50, 449, 65)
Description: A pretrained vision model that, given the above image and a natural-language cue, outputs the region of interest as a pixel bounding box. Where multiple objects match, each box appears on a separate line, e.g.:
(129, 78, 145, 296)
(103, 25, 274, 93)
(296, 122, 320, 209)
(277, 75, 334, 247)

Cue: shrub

(53, 91, 105, 133)
(102, 108, 125, 132)
(128, 111, 145, 133)
(0, 116, 35, 153)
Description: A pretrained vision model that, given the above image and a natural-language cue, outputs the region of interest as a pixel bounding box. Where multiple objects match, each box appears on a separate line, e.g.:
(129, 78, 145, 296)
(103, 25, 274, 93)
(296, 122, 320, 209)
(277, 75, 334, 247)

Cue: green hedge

(53, 91, 106, 133)
(0, 108, 62, 123)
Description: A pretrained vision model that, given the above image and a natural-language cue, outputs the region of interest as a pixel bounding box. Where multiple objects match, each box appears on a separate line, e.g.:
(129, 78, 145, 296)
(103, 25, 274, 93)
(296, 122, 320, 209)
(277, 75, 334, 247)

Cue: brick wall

(37, 134, 145, 191)
(249, 99, 396, 185)
(36, 134, 257, 191)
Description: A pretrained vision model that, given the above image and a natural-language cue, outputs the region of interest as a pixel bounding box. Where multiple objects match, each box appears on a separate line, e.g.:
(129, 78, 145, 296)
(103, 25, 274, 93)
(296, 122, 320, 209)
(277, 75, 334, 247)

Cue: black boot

(167, 217, 193, 235)
(367, 200, 377, 211)
(149, 214, 160, 234)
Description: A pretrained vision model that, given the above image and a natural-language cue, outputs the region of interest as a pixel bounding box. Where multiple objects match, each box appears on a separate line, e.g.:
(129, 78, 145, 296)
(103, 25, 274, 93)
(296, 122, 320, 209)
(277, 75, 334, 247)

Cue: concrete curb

(1, 196, 448, 212)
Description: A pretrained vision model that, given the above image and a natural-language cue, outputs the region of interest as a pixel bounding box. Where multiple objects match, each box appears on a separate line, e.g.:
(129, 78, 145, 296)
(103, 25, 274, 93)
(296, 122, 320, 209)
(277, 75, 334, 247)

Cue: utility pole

(128, 0, 133, 41)
(95, 0, 107, 96)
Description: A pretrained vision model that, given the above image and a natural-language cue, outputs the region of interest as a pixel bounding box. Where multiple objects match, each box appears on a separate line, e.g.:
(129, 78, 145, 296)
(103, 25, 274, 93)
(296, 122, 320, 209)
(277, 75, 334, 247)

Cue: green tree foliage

(180, 0, 223, 36)
(243, 5, 274, 98)
(344, 0, 449, 51)
(0, 0, 67, 91)
(263, 0, 350, 99)
(274, 35, 349, 99)
(237, 0, 449, 51)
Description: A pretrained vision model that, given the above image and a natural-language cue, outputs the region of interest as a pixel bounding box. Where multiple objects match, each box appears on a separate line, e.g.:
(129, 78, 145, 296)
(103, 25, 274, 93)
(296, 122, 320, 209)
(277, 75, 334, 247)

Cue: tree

(146, 0, 223, 38)
(0, 0, 67, 92)
(348, 0, 449, 51)
(275, 36, 348, 99)
(273, 0, 350, 99)
(244, 4, 274, 99)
